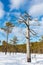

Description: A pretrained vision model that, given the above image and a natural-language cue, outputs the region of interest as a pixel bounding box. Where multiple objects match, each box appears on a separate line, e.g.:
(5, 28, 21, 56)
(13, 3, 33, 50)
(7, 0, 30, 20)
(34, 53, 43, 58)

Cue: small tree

(39, 36, 43, 42)
(1, 22, 14, 43)
(1, 22, 14, 54)
(10, 36, 18, 53)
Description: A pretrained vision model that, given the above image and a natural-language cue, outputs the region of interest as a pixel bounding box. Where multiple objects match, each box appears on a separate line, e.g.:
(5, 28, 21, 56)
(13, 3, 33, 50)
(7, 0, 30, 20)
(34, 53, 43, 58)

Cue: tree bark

(7, 31, 9, 43)
(5, 31, 9, 54)
(26, 18, 31, 62)
(5, 46, 7, 55)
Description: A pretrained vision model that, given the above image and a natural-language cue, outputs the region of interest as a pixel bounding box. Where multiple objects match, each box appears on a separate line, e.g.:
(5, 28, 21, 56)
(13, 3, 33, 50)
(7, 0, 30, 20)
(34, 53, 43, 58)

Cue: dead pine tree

(18, 12, 40, 62)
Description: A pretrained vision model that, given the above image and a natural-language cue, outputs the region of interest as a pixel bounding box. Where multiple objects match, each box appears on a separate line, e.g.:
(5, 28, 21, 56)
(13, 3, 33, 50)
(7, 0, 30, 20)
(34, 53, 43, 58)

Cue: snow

(0, 52, 43, 65)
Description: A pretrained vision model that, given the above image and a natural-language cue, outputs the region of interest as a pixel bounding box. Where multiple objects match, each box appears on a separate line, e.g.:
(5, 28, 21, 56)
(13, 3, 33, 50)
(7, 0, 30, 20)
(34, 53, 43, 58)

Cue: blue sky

(0, 0, 43, 45)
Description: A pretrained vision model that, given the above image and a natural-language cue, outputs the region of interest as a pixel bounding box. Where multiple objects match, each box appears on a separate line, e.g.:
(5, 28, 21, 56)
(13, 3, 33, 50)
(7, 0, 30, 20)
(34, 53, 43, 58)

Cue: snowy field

(0, 52, 43, 65)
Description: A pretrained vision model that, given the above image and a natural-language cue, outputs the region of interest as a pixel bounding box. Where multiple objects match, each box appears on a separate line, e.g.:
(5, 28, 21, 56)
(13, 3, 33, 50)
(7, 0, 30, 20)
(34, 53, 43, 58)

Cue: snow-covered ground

(0, 52, 43, 65)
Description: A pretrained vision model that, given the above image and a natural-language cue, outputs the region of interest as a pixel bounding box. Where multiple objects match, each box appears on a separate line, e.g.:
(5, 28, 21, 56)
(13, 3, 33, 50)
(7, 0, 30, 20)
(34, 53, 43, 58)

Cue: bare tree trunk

(5, 32, 8, 54)
(5, 46, 7, 55)
(7, 32, 8, 43)
(26, 18, 31, 62)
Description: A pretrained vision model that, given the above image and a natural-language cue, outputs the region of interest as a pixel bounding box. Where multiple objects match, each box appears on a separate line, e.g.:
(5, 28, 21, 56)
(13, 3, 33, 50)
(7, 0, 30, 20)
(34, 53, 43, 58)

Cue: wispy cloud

(0, 2, 5, 19)
(11, 26, 26, 43)
(30, 0, 43, 5)
(30, 20, 43, 37)
(29, 3, 43, 17)
(9, 0, 27, 10)
(0, 28, 6, 36)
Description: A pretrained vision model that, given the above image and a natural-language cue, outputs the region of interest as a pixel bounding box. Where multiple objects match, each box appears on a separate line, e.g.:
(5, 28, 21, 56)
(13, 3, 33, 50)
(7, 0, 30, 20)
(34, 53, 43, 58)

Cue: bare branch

(1, 28, 7, 31)
(30, 29, 37, 35)
(24, 12, 32, 21)
(31, 24, 41, 26)
(30, 30, 37, 36)
(19, 15, 29, 27)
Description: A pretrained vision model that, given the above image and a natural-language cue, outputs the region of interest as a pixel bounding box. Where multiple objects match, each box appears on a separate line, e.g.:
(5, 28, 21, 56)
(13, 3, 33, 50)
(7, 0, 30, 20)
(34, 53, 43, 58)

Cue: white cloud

(0, 29, 4, 33)
(0, 2, 5, 19)
(29, 3, 43, 17)
(28, 0, 43, 37)
(41, 17, 43, 21)
(0, 29, 6, 35)
(12, 27, 26, 43)
(11, 12, 20, 18)
(30, 20, 43, 36)
(9, 0, 26, 10)
(30, 0, 43, 5)
(0, 28, 6, 40)
(29, 18, 38, 25)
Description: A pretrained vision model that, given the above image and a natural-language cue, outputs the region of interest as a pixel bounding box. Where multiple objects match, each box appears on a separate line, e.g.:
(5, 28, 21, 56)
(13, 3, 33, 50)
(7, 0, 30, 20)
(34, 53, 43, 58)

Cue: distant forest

(0, 41, 43, 54)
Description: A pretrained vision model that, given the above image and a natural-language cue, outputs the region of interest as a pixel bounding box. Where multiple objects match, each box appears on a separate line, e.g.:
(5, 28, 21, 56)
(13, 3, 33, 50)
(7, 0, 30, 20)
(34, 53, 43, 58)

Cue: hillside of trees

(0, 41, 43, 53)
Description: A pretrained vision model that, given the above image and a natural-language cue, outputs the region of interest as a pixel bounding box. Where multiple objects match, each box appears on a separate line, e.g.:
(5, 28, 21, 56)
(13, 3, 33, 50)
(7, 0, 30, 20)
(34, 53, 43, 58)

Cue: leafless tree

(18, 12, 40, 62)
